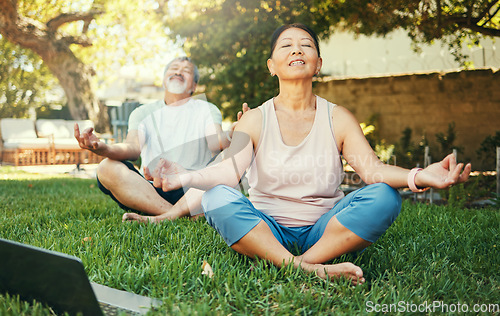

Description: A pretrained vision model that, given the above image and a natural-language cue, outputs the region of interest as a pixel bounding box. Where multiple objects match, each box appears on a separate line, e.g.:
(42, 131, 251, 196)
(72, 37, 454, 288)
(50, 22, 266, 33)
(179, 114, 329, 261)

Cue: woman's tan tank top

(246, 95, 345, 227)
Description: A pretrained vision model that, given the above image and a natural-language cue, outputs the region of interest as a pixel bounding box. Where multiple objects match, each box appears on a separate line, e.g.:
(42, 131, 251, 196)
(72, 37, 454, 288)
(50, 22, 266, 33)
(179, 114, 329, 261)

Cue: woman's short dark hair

(269, 23, 321, 59)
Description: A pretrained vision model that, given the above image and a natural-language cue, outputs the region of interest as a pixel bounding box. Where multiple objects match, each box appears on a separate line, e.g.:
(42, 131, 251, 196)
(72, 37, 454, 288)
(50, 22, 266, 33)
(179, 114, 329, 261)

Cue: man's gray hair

(163, 56, 200, 84)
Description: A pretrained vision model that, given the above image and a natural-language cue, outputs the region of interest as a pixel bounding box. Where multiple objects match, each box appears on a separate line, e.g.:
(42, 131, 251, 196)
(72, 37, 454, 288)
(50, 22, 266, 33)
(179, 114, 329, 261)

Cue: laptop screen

(0, 238, 103, 315)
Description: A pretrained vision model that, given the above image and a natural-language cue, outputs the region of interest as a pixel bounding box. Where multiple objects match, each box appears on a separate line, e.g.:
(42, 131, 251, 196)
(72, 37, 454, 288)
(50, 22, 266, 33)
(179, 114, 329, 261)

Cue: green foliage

(446, 174, 496, 209)
(374, 140, 395, 164)
(492, 193, 500, 207)
(78, 0, 179, 89)
(0, 171, 498, 314)
(1, 0, 177, 123)
(162, 0, 340, 119)
(387, 127, 428, 168)
(435, 122, 464, 160)
(14, 0, 173, 84)
(0, 37, 58, 119)
(4, 0, 498, 123)
(476, 131, 500, 170)
(360, 113, 380, 148)
(334, 0, 500, 66)
(160, 0, 499, 120)
(35, 104, 73, 120)
(360, 122, 395, 163)
(357, 120, 471, 170)
(448, 183, 467, 209)
(390, 123, 467, 169)
(454, 173, 496, 203)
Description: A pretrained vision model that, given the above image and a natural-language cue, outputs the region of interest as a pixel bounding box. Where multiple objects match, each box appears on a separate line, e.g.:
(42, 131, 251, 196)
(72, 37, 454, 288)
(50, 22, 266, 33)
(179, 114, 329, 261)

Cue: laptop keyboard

(99, 302, 141, 316)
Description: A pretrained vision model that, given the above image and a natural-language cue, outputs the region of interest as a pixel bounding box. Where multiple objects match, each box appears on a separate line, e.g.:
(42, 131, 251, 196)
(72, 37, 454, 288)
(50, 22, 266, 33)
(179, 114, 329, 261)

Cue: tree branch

(476, 0, 499, 22)
(468, 24, 500, 37)
(61, 35, 92, 47)
(0, 0, 19, 29)
(441, 14, 500, 37)
(478, 2, 500, 26)
(46, 9, 102, 32)
(0, 4, 47, 50)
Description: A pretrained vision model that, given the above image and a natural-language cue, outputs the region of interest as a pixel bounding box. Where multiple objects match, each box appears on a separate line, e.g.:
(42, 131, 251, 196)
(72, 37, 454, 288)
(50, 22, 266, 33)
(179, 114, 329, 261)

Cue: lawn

(0, 167, 498, 315)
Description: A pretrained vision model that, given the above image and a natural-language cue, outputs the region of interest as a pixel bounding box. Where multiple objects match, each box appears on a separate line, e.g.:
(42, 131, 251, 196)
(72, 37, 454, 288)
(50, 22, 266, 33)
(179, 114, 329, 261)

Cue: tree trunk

(43, 54, 103, 128)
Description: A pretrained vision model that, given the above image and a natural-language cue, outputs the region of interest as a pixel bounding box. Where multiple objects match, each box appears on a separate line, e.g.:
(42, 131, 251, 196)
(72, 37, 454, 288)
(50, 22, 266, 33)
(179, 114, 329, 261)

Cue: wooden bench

(36, 119, 103, 165)
(1, 118, 103, 166)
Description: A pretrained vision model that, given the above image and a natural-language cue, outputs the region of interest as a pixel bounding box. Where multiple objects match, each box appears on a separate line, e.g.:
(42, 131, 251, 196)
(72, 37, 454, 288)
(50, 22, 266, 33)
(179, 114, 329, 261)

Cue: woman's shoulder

(237, 107, 262, 129)
(313, 95, 352, 121)
(330, 103, 362, 139)
(330, 104, 352, 116)
(234, 106, 263, 145)
(235, 97, 276, 132)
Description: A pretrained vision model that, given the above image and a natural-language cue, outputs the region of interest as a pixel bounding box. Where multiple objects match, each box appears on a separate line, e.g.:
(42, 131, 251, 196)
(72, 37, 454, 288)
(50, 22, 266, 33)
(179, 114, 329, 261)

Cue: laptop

(0, 238, 162, 315)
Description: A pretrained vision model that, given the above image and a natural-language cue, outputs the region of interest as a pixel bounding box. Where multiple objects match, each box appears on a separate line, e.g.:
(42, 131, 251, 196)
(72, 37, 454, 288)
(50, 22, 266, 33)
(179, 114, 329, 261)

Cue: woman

(153, 23, 471, 284)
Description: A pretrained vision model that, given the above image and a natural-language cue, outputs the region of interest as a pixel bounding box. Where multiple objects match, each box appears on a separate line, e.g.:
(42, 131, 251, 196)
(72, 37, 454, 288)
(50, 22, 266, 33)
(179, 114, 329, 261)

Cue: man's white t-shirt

(128, 98, 222, 173)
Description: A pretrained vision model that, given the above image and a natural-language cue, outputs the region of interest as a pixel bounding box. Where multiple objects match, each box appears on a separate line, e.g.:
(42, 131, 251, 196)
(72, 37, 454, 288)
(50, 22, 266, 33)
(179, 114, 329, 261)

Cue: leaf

(201, 260, 214, 278)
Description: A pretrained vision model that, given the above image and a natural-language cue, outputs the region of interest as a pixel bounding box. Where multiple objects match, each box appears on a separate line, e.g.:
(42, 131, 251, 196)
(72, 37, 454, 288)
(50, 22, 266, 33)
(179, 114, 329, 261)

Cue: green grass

(0, 167, 499, 315)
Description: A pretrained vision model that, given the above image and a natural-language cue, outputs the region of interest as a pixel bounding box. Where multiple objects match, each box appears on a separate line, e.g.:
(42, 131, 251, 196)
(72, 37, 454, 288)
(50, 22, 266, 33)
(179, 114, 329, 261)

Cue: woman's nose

(291, 46, 303, 55)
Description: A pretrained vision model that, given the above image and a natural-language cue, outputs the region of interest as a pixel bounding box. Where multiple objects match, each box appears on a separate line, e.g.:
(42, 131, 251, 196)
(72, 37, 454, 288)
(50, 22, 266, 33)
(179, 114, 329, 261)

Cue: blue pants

(202, 183, 402, 254)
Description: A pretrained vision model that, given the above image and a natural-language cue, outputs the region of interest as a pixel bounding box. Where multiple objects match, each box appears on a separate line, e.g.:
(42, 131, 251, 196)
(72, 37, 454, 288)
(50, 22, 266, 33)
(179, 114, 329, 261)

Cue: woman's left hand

(416, 153, 472, 189)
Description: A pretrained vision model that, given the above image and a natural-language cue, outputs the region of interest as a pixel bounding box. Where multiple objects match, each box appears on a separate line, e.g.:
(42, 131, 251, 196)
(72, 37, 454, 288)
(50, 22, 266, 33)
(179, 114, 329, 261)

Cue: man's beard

(165, 75, 188, 94)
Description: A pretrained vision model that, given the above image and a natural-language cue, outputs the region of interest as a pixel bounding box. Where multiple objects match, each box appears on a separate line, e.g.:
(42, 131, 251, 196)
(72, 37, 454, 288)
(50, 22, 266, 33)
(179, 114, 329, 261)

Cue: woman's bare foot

(312, 262, 365, 285)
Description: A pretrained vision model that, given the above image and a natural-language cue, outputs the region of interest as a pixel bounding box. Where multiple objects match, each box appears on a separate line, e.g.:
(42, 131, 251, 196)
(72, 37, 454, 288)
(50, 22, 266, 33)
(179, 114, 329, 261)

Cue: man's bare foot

(313, 262, 365, 285)
(121, 207, 202, 223)
(190, 213, 205, 221)
(122, 212, 172, 223)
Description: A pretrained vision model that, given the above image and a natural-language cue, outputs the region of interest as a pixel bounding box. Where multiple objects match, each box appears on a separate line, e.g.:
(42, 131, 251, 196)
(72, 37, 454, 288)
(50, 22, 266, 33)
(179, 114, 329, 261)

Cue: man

(75, 57, 242, 222)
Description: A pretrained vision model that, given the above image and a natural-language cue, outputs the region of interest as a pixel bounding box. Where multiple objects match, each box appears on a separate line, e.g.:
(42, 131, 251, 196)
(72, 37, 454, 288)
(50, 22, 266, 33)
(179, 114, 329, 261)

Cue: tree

(161, 0, 499, 119)
(334, 0, 500, 63)
(0, 0, 109, 129)
(0, 36, 58, 118)
(162, 0, 340, 119)
(0, 0, 176, 131)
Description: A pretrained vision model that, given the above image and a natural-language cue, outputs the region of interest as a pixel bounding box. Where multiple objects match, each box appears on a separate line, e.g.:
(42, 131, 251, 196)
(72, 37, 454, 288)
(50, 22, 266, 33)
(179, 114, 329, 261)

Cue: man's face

(163, 60, 196, 95)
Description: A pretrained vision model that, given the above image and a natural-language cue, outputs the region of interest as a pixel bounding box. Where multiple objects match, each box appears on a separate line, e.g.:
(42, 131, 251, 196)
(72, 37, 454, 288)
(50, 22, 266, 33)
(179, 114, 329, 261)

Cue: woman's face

(267, 27, 322, 81)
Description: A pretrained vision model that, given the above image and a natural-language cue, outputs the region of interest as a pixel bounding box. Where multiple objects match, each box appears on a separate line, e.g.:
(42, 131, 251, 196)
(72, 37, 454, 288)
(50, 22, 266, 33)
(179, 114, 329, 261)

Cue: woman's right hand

(147, 158, 190, 192)
(416, 153, 471, 189)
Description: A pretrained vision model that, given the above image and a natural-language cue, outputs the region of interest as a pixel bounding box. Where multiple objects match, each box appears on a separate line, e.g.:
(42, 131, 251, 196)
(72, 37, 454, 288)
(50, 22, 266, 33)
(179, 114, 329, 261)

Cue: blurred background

(1, 0, 499, 169)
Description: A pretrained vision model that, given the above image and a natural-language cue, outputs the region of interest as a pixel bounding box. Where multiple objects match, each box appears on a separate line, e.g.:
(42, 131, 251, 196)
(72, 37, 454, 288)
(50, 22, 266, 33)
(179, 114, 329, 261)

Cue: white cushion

(36, 119, 72, 138)
(0, 118, 37, 140)
(71, 120, 94, 134)
(53, 138, 81, 149)
(2, 138, 51, 149)
(36, 119, 95, 140)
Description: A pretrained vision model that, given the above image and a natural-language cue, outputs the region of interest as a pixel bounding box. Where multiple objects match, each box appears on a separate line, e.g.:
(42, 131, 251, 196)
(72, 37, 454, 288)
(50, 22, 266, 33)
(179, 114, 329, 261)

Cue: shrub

(476, 131, 500, 170)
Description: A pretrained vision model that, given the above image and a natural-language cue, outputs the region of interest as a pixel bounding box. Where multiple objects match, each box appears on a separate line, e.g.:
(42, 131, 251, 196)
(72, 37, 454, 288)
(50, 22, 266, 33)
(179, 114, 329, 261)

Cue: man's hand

(229, 102, 250, 136)
(147, 158, 189, 192)
(416, 153, 472, 189)
(74, 123, 106, 154)
(237, 102, 250, 121)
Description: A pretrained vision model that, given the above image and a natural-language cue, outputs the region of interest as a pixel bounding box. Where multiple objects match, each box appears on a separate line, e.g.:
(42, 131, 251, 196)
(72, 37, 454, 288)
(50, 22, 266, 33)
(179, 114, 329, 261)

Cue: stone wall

(313, 68, 500, 170)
